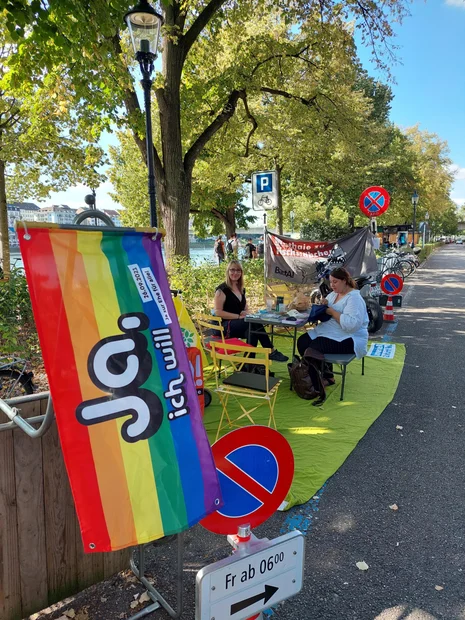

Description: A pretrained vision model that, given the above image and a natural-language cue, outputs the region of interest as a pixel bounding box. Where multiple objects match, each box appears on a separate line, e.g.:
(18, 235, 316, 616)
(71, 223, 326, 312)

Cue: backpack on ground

(303, 347, 327, 405)
(287, 356, 319, 400)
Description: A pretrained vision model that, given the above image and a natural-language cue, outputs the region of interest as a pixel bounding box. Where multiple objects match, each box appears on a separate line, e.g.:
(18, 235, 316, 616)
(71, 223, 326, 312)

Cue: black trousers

(297, 334, 354, 378)
(223, 319, 273, 349)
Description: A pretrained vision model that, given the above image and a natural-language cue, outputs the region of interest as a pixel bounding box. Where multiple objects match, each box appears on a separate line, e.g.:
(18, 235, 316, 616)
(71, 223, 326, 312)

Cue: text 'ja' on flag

(16, 222, 222, 553)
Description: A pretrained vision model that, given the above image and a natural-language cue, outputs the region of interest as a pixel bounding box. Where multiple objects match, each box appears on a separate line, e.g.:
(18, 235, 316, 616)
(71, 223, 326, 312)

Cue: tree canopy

(0, 11, 105, 276)
(2, 0, 414, 259)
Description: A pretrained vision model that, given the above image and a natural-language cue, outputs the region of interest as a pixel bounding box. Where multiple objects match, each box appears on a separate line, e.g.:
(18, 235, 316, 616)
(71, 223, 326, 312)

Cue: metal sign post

(196, 528, 304, 620)
(197, 427, 302, 620)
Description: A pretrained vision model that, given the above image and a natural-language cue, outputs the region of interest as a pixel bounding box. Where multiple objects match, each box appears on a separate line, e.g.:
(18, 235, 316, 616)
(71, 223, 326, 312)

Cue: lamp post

(425, 210, 430, 244)
(84, 189, 97, 226)
(411, 190, 419, 248)
(84, 189, 96, 210)
(290, 210, 295, 236)
(124, 1, 163, 228)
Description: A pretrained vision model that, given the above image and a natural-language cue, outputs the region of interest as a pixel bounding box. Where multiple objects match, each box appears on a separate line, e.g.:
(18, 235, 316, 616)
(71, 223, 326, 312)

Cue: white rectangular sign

(367, 343, 396, 359)
(252, 170, 278, 211)
(196, 531, 304, 620)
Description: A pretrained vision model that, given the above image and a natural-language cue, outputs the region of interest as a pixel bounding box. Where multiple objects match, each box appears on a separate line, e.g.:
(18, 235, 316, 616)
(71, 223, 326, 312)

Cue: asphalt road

(142, 245, 465, 620)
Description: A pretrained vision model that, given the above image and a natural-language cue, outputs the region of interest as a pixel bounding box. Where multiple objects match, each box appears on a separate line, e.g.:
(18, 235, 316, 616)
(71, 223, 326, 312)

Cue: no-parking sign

(381, 273, 403, 296)
(359, 186, 390, 217)
(200, 426, 294, 535)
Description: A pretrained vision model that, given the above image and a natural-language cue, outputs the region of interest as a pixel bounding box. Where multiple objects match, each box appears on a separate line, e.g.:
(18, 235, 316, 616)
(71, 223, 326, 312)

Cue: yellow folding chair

(209, 342, 282, 440)
(195, 314, 252, 379)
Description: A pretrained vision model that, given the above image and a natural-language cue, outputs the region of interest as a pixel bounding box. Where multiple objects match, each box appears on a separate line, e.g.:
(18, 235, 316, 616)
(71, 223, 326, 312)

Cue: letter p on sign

(257, 173, 273, 193)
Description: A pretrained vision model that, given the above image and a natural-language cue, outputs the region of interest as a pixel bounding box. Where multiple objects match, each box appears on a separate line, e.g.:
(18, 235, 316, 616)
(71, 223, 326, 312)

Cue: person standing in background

(244, 237, 257, 259)
(214, 235, 225, 264)
(227, 233, 240, 257)
(256, 235, 264, 258)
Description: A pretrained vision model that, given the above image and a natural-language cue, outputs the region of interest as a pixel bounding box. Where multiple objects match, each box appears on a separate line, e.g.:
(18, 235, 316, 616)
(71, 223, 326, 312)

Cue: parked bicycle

(0, 356, 35, 399)
(376, 250, 417, 280)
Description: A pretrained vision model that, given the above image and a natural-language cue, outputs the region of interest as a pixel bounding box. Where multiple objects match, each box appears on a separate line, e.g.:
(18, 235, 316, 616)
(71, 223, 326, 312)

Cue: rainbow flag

(17, 222, 221, 553)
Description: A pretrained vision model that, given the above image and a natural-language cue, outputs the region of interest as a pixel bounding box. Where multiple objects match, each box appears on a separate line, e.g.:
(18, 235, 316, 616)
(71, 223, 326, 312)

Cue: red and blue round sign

(381, 273, 403, 296)
(359, 186, 390, 217)
(200, 426, 294, 535)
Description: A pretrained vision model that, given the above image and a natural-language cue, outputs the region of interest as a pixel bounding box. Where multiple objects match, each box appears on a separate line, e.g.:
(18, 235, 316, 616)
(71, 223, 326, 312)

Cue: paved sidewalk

(267, 244, 465, 620)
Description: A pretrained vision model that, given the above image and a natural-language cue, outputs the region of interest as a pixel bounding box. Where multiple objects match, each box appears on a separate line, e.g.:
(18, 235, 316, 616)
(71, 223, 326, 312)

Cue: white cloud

(449, 165, 465, 180)
(453, 198, 465, 207)
(445, 0, 465, 7)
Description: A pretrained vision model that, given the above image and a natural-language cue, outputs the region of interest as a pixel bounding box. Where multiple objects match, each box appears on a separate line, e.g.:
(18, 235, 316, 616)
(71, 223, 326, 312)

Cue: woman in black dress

(213, 260, 288, 362)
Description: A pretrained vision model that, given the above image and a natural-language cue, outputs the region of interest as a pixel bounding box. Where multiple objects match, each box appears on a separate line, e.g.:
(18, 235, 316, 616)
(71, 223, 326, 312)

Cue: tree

(432, 205, 458, 237)
(3, 0, 411, 260)
(108, 128, 256, 235)
(0, 13, 105, 278)
(300, 217, 351, 241)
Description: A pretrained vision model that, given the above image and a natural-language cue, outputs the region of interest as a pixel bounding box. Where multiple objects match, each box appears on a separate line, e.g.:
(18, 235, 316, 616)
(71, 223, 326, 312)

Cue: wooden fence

(0, 394, 131, 620)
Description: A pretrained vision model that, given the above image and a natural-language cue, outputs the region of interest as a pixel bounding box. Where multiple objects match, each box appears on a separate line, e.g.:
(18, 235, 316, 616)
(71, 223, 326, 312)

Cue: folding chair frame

(210, 342, 282, 440)
(195, 314, 251, 379)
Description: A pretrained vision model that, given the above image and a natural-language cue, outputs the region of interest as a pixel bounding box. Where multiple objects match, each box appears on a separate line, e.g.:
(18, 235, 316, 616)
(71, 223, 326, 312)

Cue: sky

(39, 0, 465, 212)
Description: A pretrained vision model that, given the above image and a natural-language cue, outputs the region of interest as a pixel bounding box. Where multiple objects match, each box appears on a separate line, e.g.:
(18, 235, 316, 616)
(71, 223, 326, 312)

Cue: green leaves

(0, 267, 38, 358)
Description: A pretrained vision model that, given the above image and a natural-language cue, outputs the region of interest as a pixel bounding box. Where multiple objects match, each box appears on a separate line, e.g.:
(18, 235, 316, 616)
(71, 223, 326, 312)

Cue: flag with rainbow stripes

(17, 222, 221, 552)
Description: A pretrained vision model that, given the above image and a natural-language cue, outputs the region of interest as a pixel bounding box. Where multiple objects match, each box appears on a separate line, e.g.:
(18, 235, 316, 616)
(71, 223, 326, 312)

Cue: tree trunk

(210, 206, 236, 237)
(0, 159, 11, 279)
(155, 43, 191, 261)
(276, 164, 283, 235)
(158, 178, 191, 261)
(224, 207, 236, 238)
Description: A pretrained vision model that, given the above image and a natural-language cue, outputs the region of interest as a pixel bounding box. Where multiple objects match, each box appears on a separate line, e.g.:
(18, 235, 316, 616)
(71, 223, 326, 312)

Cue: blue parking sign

(256, 172, 273, 194)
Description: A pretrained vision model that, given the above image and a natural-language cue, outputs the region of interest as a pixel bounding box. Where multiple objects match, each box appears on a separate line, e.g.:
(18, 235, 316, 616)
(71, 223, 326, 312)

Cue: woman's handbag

(287, 356, 319, 400)
(303, 347, 327, 406)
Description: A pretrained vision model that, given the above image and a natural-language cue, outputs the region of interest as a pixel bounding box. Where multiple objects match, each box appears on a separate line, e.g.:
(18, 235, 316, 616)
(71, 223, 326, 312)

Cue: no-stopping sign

(381, 273, 403, 296)
(200, 426, 294, 535)
(359, 186, 390, 217)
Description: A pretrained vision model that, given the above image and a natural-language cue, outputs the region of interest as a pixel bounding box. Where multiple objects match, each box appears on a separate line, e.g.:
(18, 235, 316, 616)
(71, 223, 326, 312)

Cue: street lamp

(84, 189, 96, 210)
(411, 190, 419, 248)
(84, 189, 97, 226)
(124, 1, 163, 228)
(289, 210, 295, 236)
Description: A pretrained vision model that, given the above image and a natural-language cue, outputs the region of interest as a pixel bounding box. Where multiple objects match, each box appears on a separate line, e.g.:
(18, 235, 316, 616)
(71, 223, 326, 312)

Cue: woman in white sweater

(297, 267, 368, 384)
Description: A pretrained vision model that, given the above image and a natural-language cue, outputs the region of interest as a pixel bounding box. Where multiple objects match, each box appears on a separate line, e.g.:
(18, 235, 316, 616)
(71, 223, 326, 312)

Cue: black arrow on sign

(230, 584, 279, 615)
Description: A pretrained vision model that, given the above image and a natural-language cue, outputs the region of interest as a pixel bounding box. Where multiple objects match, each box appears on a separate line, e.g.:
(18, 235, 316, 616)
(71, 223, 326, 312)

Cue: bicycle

(0, 356, 35, 399)
(376, 251, 413, 280)
(257, 195, 272, 208)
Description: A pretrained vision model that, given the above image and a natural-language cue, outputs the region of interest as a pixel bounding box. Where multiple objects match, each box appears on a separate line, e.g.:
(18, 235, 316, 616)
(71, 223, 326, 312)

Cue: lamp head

(84, 193, 96, 208)
(411, 190, 419, 207)
(124, 0, 163, 57)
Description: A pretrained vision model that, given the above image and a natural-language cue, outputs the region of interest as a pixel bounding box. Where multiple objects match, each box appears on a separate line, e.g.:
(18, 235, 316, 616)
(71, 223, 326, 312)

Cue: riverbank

(10, 243, 218, 268)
